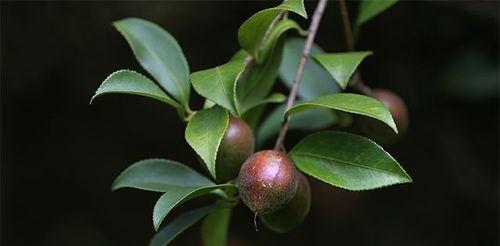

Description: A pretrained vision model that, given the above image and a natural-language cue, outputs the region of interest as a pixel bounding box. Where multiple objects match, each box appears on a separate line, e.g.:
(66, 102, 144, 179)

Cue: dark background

(1, 1, 498, 245)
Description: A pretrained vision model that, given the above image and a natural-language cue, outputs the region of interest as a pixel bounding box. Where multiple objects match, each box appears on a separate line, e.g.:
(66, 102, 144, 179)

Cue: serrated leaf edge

(113, 18, 190, 106)
(111, 158, 215, 192)
(152, 184, 232, 230)
(185, 107, 230, 179)
(312, 51, 373, 89)
(290, 131, 412, 191)
(284, 93, 398, 133)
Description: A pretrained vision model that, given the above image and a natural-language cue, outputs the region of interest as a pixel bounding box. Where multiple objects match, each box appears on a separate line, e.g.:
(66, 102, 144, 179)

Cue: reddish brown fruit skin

(261, 171, 311, 233)
(238, 150, 298, 215)
(358, 88, 409, 143)
(371, 89, 409, 132)
(216, 116, 255, 183)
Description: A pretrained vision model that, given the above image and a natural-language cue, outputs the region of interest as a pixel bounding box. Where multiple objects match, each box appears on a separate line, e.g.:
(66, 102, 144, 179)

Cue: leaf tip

(153, 222, 160, 231)
(391, 124, 399, 134)
(110, 179, 123, 192)
(402, 173, 413, 183)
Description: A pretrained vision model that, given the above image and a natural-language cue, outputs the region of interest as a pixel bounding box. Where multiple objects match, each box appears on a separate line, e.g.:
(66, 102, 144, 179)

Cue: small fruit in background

(371, 89, 409, 132)
(216, 116, 255, 183)
(238, 150, 299, 215)
(358, 88, 409, 143)
(260, 171, 311, 233)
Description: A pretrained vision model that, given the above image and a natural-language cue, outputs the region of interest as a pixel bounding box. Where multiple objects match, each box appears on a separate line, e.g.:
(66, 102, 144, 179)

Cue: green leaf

(356, 0, 398, 27)
(230, 49, 248, 61)
(256, 103, 338, 147)
(240, 93, 286, 116)
(185, 106, 229, 179)
(238, 0, 306, 60)
(191, 60, 244, 115)
(235, 38, 285, 115)
(241, 105, 266, 131)
(247, 93, 286, 109)
(113, 18, 190, 108)
(285, 93, 398, 133)
(201, 205, 232, 246)
(153, 184, 232, 230)
(279, 0, 307, 17)
(150, 206, 213, 246)
(313, 51, 373, 89)
(91, 70, 183, 115)
(279, 38, 340, 100)
(257, 19, 305, 64)
(290, 131, 412, 191)
(112, 159, 214, 192)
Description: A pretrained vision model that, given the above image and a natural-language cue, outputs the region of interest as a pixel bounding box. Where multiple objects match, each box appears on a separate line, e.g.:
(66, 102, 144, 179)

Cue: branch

(339, 0, 355, 51)
(339, 0, 372, 96)
(273, 0, 328, 151)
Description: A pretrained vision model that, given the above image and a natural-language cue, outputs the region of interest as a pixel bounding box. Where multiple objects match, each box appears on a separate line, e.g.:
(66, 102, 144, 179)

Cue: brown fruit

(260, 171, 311, 233)
(216, 116, 255, 183)
(372, 89, 409, 132)
(358, 88, 409, 143)
(237, 150, 298, 215)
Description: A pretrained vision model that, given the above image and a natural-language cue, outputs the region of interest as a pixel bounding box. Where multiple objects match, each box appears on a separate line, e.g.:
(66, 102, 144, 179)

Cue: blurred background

(1, 1, 498, 245)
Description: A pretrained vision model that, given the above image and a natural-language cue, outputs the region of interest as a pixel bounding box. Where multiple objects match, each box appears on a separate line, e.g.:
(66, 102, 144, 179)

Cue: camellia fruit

(215, 116, 255, 183)
(371, 89, 409, 132)
(237, 150, 298, 215)
(260, 171, 311, 233)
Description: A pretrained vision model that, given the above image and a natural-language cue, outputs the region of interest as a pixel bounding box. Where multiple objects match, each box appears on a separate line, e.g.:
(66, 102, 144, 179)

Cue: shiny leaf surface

(290, 131, 412, 190)
(313, 51, 372, 89)
(238, 0, 306, 60)
(91, 70, 183, 115)
(112, 159, 214, 192)
(285, 93, 398, 133)
(185, 106, 229, 179)
(279, 38, 340, 100)
(191, 60, 244, 115)
(152, 184, 232, 230)
(114, 18, 190, 107)
(149, 206, 213, 246)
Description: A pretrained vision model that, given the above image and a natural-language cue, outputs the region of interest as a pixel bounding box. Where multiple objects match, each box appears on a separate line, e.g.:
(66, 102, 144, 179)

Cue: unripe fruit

(358, 88, 409, 143)
(261, 171, 311, 233)
(216, 116, 255, 183)
(238, 150, 298, 215)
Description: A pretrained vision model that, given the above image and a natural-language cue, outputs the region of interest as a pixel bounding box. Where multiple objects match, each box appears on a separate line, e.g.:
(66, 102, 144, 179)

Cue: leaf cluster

(90, 0, 407, 244)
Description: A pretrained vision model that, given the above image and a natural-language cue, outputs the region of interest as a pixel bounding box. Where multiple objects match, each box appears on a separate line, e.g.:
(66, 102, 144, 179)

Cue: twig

(339, 0, 355, 52)
(339, 0, 372, 96)
(351, 79, 372, 95)
(273, 0, 328, 151)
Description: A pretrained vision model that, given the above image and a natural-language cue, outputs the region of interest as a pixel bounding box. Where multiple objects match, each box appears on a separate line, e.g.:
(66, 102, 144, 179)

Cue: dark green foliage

(91, 0, 411, 244)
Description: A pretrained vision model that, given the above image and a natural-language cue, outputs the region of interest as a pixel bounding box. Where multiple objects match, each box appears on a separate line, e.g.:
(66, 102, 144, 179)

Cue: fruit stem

(273, 0, 328, 151)
(351, 80, 372, 96)
(254, 213, 259, 232)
